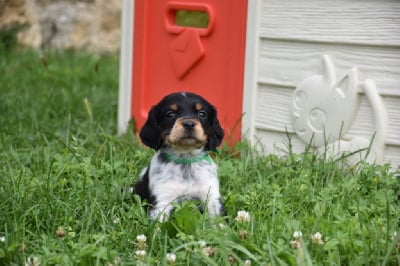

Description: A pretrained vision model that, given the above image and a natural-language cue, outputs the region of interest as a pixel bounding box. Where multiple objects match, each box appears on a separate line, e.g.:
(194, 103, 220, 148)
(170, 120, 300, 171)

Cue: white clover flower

(293, 231, 302, 239)
(113, 217, 121, 224)
(25, 256, 40, 266)
(244, 259, 252, 265)
(235, 210, 251, 223)
(136, 234, 147, 243)
(312, 232, 322, 239)
(166, 253, 176, 264)
(136, 234, 147, 250)
(198, 240, 207, 248)
(311, 232, 324, 245)
(0, 236, 5, 242)
(135, 250, 146, 258)
(392, 231, 398, 240)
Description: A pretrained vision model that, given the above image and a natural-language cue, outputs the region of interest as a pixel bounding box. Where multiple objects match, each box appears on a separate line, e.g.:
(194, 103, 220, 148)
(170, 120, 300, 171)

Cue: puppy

(133, 92, 225, 221)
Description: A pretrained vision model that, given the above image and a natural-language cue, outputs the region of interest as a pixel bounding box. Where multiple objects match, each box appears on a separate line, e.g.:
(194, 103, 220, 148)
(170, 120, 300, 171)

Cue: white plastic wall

(242, 0, 400, 167)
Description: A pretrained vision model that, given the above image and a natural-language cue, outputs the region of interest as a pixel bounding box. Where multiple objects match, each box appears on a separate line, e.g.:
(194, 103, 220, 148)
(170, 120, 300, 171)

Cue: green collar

(161, 152, 213, 164)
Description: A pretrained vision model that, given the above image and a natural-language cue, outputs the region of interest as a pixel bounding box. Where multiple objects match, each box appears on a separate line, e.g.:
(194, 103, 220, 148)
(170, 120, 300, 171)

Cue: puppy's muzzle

(166, 117, 207, 148)
(182, 119, 196, 132)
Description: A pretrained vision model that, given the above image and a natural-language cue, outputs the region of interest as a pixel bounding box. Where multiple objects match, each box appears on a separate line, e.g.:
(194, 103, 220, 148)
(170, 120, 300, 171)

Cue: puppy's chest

(149, 159, 217, 194)
(151, 161, 215, 181)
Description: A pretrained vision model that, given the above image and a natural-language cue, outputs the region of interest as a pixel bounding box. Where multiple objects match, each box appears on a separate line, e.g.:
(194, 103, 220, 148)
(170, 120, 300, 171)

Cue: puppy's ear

(140, 106, 161, 150)
(206, 114, 224, 150)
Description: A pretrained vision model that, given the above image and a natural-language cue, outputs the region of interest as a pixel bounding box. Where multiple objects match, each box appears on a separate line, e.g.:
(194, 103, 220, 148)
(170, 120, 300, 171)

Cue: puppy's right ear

(139, 106, 161, 150)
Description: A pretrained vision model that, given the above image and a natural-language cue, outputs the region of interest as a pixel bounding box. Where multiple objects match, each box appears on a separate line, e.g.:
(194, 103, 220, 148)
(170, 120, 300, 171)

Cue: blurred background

(0, 0, 121, 53)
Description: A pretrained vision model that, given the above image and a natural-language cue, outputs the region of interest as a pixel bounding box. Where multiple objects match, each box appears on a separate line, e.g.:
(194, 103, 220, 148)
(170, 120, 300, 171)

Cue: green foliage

(0, 49, 399, 265)
(175, 10, 209, 28)
(161, 202, 203, 238)
(0, 23, 27, 51)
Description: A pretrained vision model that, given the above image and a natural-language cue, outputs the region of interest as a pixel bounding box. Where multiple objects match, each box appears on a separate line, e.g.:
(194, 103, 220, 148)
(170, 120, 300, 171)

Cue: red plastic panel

(131, 0, 248, 144)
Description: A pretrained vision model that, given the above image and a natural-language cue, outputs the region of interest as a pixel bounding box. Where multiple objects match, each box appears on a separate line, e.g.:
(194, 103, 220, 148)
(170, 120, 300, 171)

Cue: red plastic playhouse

(119, 0, 248, 144)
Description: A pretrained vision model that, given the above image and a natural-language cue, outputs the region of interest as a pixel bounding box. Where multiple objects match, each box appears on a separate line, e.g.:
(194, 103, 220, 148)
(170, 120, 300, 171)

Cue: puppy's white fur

(140, 148, 222, 221)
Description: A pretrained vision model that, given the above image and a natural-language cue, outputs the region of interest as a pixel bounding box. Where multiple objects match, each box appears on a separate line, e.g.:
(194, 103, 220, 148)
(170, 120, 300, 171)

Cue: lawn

(0, 48, 399, 265)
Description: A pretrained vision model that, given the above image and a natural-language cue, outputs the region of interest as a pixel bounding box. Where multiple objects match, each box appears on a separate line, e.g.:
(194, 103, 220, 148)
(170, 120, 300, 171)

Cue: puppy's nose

(182, 120, 195, 130)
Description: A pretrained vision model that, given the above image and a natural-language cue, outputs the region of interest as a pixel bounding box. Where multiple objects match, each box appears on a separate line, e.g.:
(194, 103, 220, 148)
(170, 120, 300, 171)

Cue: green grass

(0, 49, 399, 265)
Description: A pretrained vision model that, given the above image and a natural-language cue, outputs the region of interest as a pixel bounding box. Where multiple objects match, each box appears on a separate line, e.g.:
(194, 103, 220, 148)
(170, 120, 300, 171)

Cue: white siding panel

(345, 96, 375, 139)
(383, 146, 400, 169)
(258, 40, 400, 95)
(254, 129, 306, 155)
(347, 96, 400, 146)
(260, 0, 400, 46)
(255, 85, 293, 132)
(384, 96, 400, 145)
(257, 128, 400, 169)
(255, 85, 400, 146)
(247, 0, 400, 166)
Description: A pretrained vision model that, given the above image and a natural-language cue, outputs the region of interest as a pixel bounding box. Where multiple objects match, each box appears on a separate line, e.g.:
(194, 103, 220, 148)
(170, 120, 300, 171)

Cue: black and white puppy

(133, 92, 225, 221)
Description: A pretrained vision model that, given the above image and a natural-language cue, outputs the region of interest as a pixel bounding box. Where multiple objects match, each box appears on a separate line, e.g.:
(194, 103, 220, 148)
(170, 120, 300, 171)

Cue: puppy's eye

(198, 110, 207, 119)
(165, 111, 176, 119)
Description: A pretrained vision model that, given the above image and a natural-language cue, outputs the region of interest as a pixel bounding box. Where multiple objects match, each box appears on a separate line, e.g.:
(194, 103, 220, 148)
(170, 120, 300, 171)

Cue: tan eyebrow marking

(195, 103, 202, 111)
(170, 104, 178, 111)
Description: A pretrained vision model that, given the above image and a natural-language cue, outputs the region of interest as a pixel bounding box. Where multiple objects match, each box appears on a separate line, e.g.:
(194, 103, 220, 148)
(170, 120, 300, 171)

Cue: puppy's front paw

(150, 205, 173, 222)
(207, 198, 225, 218)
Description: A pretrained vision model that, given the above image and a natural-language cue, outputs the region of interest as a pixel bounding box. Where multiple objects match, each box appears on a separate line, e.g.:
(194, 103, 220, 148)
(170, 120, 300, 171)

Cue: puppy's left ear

(206, 114, 224, 150)
(140, 106, 162, 150)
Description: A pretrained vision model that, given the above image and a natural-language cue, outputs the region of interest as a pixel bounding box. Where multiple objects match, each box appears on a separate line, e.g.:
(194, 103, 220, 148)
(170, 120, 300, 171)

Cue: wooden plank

(260, 0, 400, 46)
(257, 39, 400, 95)
(255, 85, 400, 145)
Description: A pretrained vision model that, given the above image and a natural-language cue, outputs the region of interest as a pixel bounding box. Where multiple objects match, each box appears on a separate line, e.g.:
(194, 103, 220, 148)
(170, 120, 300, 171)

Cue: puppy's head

(140, 92, 224, 151)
